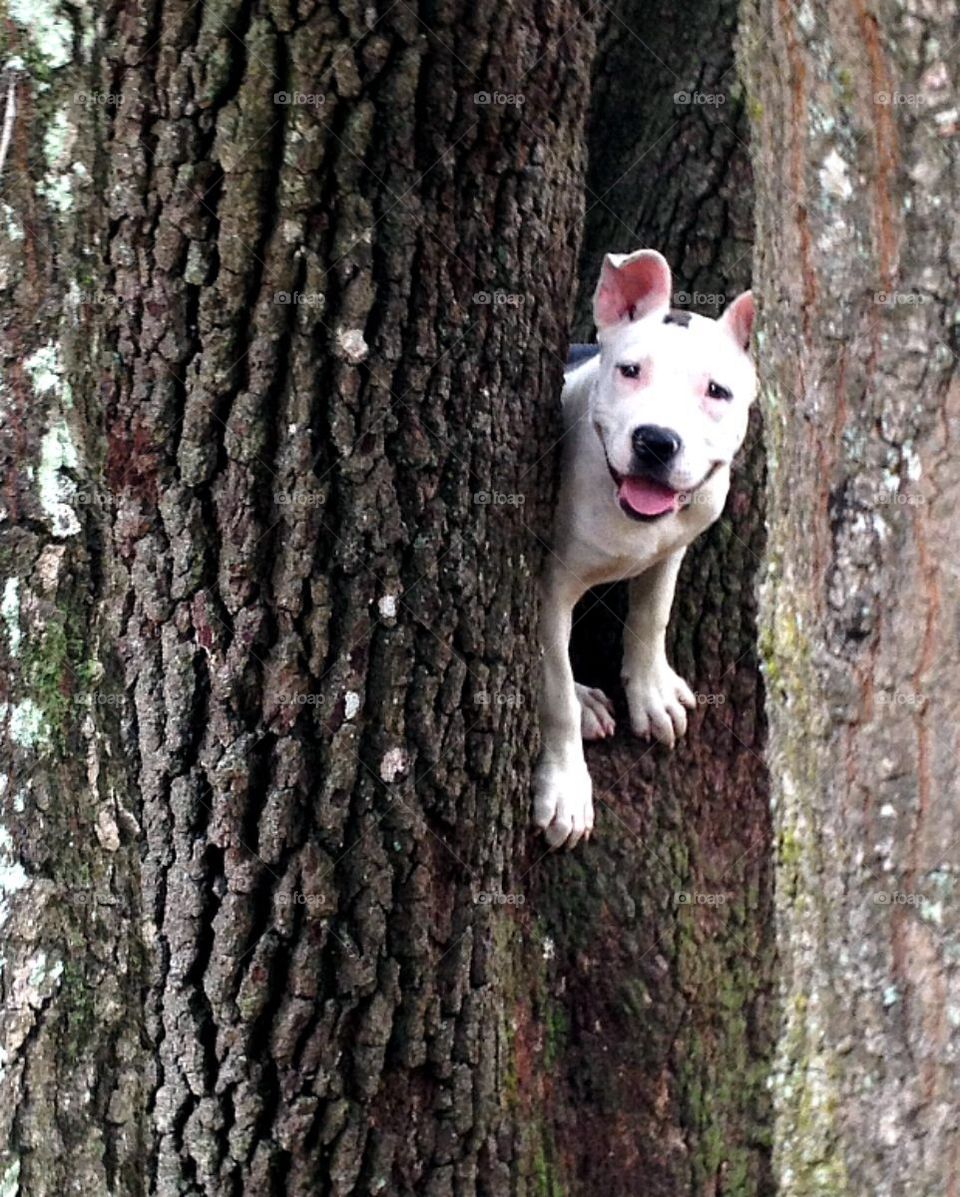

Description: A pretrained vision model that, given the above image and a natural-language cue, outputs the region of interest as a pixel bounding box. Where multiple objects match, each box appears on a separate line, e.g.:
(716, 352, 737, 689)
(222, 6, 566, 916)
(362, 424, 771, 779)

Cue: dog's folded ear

(593, 249, 672, 331)
(721, 290, 755, 352)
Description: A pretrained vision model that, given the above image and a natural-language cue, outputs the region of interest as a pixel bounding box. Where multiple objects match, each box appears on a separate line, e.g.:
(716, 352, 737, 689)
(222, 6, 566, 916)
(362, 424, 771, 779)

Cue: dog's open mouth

(605, 459, 722, 522)
(610, 468, 679, 520)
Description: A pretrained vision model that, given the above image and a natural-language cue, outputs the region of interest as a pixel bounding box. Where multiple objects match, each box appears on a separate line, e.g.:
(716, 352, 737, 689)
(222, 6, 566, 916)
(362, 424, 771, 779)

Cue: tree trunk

(529, 2, 776, 1195)
(740, 1, 960, 1193)
(0, 2, 593, 1193)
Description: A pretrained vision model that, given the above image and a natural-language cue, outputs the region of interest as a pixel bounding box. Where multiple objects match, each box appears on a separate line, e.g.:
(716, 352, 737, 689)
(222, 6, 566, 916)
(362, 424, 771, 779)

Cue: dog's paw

(575, 683, 615, 741)
(624, 663, 696, 749)
(532, 758, 594, 849)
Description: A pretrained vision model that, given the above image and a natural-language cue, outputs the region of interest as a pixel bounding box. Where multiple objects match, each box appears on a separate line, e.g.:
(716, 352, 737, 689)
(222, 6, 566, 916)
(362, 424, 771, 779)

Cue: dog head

(589, 249, 756, 522)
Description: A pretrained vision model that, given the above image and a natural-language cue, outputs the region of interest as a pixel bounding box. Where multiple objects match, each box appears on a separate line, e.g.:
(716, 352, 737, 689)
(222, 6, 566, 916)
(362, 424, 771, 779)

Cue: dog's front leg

(533, 564, 593, 848)
(622, 550, 696, 748)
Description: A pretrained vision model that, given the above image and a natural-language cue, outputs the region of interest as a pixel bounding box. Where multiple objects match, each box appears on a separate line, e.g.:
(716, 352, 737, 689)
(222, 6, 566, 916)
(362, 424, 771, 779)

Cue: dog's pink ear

(593, 249, 672, 330)
(722, 290, 755, 352)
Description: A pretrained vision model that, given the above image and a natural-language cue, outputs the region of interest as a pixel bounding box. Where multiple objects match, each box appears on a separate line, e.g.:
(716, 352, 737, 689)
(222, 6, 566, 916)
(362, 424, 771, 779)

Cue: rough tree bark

(741, 2, 960, 1194)
(520, 3, 776, 1195)
(0, 2, 595, 1193)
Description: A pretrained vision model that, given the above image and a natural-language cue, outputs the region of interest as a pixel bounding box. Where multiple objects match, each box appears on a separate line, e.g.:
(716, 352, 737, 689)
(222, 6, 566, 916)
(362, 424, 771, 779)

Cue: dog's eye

(617, 363, 641, 380)
(707, 381, 733, 400)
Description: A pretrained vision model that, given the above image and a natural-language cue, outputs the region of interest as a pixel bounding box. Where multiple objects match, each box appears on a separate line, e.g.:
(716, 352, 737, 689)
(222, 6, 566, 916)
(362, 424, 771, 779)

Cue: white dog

(534, 249, 756, 848)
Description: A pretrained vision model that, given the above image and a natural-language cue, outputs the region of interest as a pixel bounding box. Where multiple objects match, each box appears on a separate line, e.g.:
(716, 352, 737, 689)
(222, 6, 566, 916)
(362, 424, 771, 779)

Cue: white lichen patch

(5, 699, 50, 748)
(379, 747, 407, 782)
(39, 104, 87, 213)
(344, 691, 361, 720)
(0, 1159, 21, 1197)
(7, 0, 72, 70)
(903, 442, 922, 481)
(40, 171, 75, 213)
(42, 107, 73, 166)
(337, 327, 369, 363)
(796, 0, 816, 34)
(378, 594, 398, 619)
(25, 343, 60, 393)
(0, 825, 29, 927)
(24, 342, 71, 406)
(1, 578, 21, 654)
(39, 420, 80, 536)
(819, 149, 853, 200)
(12, 950, 63, 1009)
(1, 203, 24, 243)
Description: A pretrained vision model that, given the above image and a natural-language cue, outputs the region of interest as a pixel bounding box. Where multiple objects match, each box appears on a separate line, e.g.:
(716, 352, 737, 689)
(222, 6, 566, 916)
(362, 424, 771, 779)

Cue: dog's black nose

(632, 424, 682, 465)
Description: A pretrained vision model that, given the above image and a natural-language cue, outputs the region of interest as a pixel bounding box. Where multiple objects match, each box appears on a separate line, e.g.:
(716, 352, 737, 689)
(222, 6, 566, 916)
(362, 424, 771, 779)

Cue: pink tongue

(618, 475, 678, 516)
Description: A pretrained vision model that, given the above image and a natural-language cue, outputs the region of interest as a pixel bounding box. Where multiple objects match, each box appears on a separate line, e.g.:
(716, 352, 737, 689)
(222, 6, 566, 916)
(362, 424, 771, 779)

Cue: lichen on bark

(4, 0, 598, 1193)
(741, 1, 960, 1192)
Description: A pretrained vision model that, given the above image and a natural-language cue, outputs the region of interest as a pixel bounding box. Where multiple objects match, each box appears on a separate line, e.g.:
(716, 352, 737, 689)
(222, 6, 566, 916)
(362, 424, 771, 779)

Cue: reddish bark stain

(105, 420, 161, 503)
(778, 0, 817, 338)
(852, 0, 900, 289)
